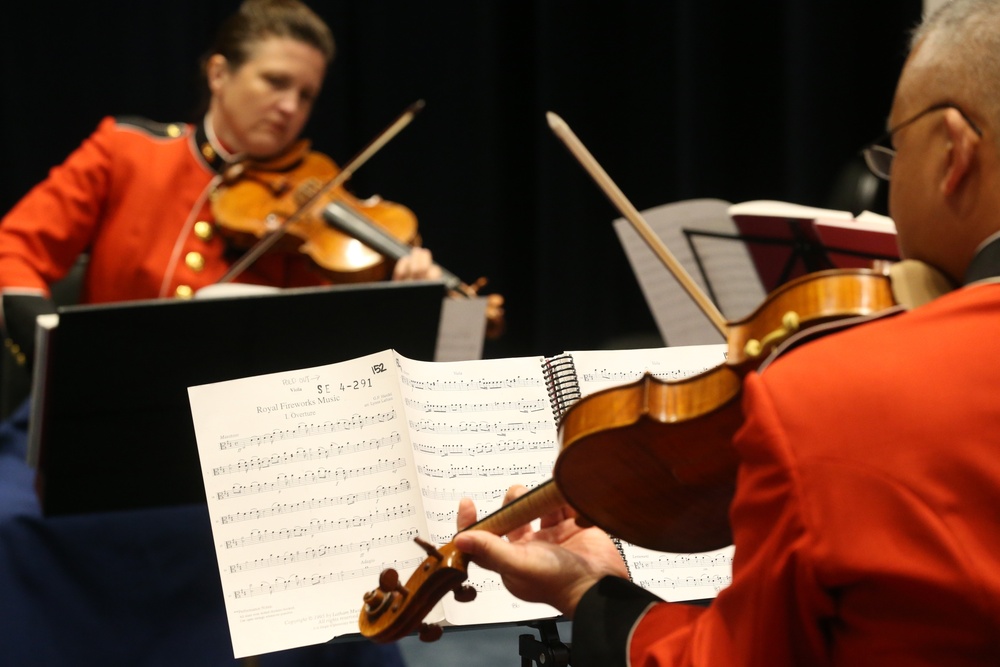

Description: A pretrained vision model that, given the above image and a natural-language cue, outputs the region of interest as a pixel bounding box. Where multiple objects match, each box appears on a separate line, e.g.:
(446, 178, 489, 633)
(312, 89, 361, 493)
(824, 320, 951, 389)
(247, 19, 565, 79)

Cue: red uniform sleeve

(572, 371, 834, 667)
(0, 117, 117, 295)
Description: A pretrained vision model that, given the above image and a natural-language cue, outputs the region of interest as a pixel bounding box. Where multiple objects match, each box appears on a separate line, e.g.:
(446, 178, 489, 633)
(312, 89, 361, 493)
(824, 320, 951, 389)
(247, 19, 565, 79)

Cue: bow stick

(546, 111, 728, 336)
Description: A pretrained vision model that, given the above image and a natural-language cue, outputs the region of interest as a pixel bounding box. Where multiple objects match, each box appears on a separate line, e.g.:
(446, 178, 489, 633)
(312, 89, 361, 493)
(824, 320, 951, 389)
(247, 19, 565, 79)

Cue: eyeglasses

(861, 103, 984, 181)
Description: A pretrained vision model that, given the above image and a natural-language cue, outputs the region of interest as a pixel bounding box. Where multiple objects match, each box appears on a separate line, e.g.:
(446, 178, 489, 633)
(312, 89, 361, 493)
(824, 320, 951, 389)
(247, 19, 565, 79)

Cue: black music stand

(27, 281, 446, 517)
(519, 620, 571, 667)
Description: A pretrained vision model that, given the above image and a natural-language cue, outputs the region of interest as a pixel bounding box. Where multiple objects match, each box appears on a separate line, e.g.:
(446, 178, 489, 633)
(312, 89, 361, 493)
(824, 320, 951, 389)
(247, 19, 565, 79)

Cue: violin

(209, 100, 506, 337)
(360, 480, 565, 643)
(212, 142, 419, 284)
(357, 262, 952, 645)
(545, 112, 953, 553)
(554, 265, 900, 554)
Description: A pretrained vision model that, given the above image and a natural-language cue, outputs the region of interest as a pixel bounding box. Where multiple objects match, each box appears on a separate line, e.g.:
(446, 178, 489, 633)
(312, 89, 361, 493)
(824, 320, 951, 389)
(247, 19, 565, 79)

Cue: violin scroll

(359, 538, 476, 643)
(359, 481, 565, 642)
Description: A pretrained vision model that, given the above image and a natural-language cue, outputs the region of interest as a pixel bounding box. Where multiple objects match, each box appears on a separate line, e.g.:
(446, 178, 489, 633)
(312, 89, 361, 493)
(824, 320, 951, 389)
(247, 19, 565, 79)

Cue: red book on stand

(728, 200, 899, 291)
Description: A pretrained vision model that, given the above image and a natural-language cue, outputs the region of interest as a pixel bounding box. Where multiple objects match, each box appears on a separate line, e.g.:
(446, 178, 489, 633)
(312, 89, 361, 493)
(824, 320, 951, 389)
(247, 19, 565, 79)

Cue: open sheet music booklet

(188, 345, 735, 658)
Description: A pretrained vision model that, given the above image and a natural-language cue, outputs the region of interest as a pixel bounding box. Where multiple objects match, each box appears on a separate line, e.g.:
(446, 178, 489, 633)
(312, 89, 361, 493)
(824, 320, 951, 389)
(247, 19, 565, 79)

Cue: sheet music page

(189, 349, 430, 658)
(394, 353, 562, 626)
(612, 199, 764, 347)
(566, 344, 734, 602)
(434, 296, 488, 362)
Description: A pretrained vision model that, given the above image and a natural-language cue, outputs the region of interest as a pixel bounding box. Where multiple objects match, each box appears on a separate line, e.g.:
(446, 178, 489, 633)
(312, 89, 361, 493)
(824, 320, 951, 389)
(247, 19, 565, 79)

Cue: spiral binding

(542, 353, 635, 581)
(613, 538, 634, 581)
(541, 353, 582, 421)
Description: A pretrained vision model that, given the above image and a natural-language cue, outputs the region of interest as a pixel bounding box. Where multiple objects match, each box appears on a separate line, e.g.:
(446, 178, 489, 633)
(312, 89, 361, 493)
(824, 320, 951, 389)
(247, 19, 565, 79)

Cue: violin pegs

(379, 568, 400, 592)
(418, 623, 444, 643)
(413, 536, 444, 561)
(452, 584, 477, 603)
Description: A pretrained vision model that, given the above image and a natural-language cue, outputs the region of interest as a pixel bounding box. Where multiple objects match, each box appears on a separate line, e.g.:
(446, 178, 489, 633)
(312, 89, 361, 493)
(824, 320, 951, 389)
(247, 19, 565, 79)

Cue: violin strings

(217, 100, 426, 284)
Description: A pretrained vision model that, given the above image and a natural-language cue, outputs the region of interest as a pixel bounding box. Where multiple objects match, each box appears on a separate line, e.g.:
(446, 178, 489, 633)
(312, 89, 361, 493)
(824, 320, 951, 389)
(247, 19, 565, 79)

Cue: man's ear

(941, 107, 980, 195)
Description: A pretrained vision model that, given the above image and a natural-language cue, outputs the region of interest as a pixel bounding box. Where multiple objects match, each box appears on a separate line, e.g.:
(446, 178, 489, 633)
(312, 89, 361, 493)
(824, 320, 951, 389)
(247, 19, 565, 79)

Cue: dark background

(0, 1, 921, 360)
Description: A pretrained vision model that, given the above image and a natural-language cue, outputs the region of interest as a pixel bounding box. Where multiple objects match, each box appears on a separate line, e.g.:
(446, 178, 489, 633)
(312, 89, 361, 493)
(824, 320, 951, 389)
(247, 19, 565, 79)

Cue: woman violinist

(0, 0, 441, 366)
(0, 2, 422, 666)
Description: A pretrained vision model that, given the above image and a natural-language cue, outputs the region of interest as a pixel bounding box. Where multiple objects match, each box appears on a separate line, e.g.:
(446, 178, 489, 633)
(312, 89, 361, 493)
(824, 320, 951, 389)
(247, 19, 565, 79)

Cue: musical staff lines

(218, 410, 397, 451)
(632, 573, 732, 593)
(400, 375, 543, 392)
(212, 433, 402, 476)
(228, 528, 419, 573)
(218, 479, 412, 524)
(231, 556, 425, 599)
(421, 486, 507, 502)
(622, 545, 734, 598)
(412, 439, 556, 458)
(224, 504, 416, 548)
(628, 551, 732, 569)
(404, 397, 548, 414)
(216, 458, 407, 500)
(580, 367, 711, 384)
(409, 418, 554, 436)
(416, 461, 553, 479)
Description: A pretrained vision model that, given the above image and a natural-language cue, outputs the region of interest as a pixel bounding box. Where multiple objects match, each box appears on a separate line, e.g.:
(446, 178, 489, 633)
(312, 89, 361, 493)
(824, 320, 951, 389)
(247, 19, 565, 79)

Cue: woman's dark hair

(207, 0, 334, 70)
(194, 0, 334, 117)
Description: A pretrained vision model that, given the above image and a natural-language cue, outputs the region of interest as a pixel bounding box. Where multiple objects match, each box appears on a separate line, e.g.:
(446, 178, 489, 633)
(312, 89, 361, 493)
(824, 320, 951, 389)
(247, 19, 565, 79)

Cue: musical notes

(189, 346, 732, 656)
(223, 505, 416, 548)
(404, 396, 548, 413)
(408, 418, 554, 436)
(188, 348, 567, 656)
(231, 556, 425, 599)
(227, 529, 419, 568)
(212, 433, 402, 475)
(218, 411, 398, 451)
(412, 439, 556, 457)
(633, 573, 733, 593)
(218, 480, 411, 524)
(415, 461, 553, 479)
(400, 374, 543, 392)
(619, 543, 734, 602)
(215, 458, 407, 500)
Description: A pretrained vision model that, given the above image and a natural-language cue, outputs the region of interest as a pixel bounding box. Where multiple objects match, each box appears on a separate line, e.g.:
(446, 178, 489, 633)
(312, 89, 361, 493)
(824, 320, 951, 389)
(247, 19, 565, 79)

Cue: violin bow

(217, 99, 427, 284)
(545, 111, 728, 336)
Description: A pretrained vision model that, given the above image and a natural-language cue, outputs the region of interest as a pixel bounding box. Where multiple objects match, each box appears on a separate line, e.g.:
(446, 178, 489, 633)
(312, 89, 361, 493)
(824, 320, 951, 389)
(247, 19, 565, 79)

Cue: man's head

(886, 0, 1000, 284)
(204, 0, 335, 159)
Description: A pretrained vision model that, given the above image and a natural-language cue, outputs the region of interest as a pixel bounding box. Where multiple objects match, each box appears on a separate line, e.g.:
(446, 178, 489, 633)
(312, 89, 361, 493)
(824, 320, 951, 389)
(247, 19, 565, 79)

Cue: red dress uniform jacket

(573, 279, 1000, 666)
(0, 116, 328, 303)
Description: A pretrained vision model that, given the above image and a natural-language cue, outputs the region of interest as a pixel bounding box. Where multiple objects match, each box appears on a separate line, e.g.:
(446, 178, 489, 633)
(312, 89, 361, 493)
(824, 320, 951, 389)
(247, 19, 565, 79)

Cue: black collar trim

(192, 120, 231, 174)
(964, 234, 1000, 285)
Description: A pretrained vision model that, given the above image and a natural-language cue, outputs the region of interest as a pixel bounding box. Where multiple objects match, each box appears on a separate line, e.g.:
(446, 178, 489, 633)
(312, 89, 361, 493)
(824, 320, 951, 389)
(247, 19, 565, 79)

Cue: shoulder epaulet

(113, 116, 189, 139)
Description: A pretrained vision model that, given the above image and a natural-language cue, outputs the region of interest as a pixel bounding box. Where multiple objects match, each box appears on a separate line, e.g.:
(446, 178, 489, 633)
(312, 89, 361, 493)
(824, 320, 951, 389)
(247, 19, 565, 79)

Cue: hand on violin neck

(453, 486, 628, 618)
(391, 246, 442, 282)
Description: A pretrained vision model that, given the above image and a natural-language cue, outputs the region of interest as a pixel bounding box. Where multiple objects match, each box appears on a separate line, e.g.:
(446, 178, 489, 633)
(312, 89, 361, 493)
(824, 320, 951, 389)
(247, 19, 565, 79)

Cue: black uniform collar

(193, 115, 242, 174)
(963, 232, 1000, 285)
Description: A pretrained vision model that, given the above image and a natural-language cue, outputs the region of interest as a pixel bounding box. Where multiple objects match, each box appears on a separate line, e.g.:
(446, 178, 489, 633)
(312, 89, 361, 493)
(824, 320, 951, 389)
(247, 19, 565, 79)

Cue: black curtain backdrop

(1, 1, 921, 360)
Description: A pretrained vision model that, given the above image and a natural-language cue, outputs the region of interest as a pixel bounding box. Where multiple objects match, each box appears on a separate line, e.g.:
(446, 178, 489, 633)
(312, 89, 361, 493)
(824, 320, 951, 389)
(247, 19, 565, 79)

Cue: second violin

(212, 140, 421, 285)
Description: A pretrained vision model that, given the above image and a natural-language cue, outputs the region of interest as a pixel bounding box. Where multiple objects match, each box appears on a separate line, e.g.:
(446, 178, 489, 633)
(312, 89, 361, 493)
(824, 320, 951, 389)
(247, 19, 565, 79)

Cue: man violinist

(453, 0, 1000, 664)
(0, 0, 440, 366)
